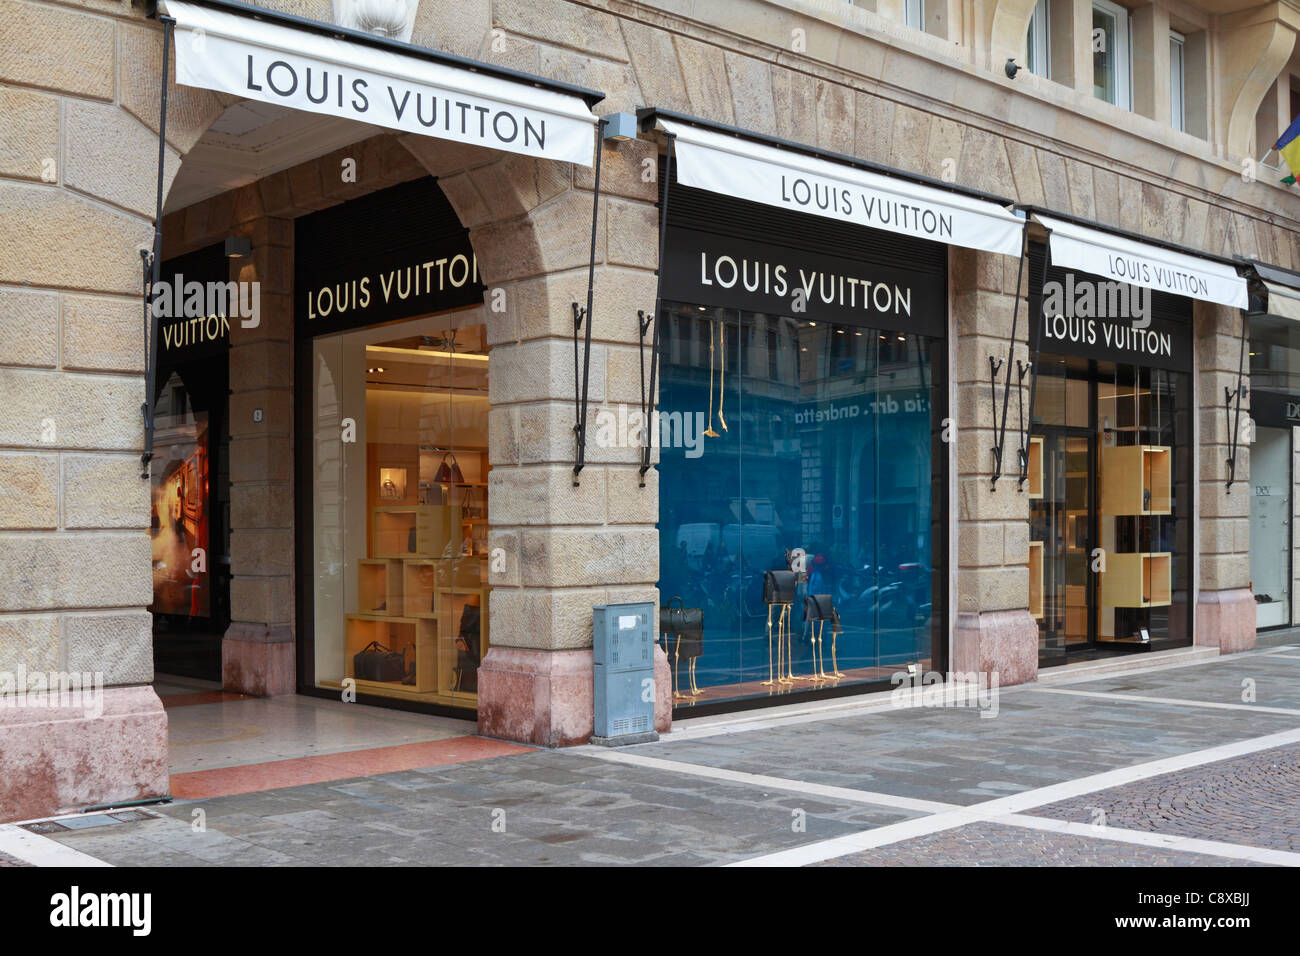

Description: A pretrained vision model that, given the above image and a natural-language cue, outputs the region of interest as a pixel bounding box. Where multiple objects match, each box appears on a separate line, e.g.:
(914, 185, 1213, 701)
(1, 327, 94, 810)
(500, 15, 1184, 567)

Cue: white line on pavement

(1035, 686, 1300, 716)
(0, 824, 112, 867)
(728, 724, 1300, 866)
(994, 813, 1300, 867)
(582, 749, 960, 815)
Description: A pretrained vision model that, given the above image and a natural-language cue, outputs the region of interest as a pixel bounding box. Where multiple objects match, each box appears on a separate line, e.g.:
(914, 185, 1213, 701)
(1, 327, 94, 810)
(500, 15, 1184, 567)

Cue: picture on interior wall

(379, 467, 408, 500)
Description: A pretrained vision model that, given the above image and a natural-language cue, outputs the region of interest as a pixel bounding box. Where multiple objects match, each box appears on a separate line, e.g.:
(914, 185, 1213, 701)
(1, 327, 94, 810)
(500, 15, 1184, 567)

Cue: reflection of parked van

(676, 523, 720, 557)
(721, 523, 783, 566)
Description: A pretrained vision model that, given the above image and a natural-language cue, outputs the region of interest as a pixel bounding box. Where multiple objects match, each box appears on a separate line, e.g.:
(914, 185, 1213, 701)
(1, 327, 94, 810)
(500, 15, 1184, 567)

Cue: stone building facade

(1, 0, 1296, 821)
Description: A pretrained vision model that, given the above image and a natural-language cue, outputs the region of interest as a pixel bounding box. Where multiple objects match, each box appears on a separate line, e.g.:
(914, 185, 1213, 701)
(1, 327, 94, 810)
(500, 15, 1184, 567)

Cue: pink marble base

(223, 623, 295, 697)
(477, 646, 672, 747)
(1195, 588, 1256, 654)
(952, 609, 1039, 687)
(0, 685, 169, 823)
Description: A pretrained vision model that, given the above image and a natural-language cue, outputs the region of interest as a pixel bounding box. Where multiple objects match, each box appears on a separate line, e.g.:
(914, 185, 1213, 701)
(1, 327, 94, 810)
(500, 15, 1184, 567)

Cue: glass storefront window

(657, 304, 939, 706)
(311, 308, 489, 706)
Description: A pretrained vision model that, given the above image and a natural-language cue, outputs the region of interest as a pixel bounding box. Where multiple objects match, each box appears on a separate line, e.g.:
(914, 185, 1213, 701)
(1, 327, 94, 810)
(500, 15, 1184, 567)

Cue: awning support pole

(1225, 309, 1249, 493)
(990, 231, 1028, 490)
(140, 15, 175, 479)
(639, 133, 676, 486)
(572, 118, 607, 486)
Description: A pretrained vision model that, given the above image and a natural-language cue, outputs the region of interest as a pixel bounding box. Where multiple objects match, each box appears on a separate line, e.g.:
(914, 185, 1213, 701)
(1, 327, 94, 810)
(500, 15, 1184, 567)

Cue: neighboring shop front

(1246, 261, 1300, 630)
(1024, 213, 1249, 662)
(641, 113, 1023, 711)
(149, 242, 233, 680)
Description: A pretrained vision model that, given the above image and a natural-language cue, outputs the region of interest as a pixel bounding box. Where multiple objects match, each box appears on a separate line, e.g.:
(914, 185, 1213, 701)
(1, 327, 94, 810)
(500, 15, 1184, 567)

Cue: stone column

(950, 246, 1039, 686)
(223, 216, 297, 695)
(467, 139, 669, 745)
(1194, 300, 1254, 653)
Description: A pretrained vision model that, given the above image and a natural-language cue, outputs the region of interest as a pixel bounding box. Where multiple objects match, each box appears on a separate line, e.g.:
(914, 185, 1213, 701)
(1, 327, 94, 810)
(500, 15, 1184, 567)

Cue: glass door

(1032, 428, 1094, 661)
(1251, 426, 1292, 628)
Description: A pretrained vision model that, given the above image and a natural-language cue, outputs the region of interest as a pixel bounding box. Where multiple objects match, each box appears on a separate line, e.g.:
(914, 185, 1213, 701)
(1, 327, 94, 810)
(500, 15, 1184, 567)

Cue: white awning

(656, 118, 1024, 256)
(162, 1, 599, 165)
(1034, 213, 1248, 310)
(1263, 280, 1300, 322)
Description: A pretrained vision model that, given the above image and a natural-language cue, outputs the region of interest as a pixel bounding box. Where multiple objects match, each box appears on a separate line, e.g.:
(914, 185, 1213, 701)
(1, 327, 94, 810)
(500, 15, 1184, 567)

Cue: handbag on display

(453, 603, 482, 692)
(831, 606, 843, 635)
(434, 453, 464, 484)
(762, 569, 797, 605)
(804, 593, 834, 622)
(462, 485, 484, 519)
(353, 641, 407, 682)
(407, 526, 418, 553)
(661, 596, 704, 660)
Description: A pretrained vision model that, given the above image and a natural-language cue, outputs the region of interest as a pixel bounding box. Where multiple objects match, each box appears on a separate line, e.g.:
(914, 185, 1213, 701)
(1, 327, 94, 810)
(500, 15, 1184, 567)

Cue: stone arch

(986, 0, 1039, 73)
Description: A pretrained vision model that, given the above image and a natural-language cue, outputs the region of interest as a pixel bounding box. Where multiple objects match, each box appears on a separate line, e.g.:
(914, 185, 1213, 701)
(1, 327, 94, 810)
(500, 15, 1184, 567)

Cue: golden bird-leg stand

(689, 658, 699, 696)
(828, 629, 845, 679)
(762, 604, 777, 686)
(782, 605, 805, 683)
(810, 620, 828, 682)
(704, 321, 719, 438)
(716, 323, 728, 432)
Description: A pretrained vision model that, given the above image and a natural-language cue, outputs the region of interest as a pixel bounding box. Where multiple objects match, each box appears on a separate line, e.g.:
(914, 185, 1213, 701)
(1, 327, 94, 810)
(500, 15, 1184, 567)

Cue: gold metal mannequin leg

(813, 620, 826, 681)
(830, 630, 844, 678)
(673, 635, 683, 699)
(689, 658, 699, 696)
(716, 323, 728, 432)
(704, 323, 719, 438)
(777, 605, 793, 684)
(762, 605, 776, 687)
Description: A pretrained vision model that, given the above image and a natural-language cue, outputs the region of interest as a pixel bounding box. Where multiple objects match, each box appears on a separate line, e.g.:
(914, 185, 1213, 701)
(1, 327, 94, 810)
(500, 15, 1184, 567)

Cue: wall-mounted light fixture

(601, 112, 637, 142)
(224, 236, 252, 259)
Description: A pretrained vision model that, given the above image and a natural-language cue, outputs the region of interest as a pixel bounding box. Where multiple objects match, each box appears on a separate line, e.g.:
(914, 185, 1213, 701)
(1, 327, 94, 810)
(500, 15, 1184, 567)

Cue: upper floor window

(1027, 0, 1050, 78)
(1092, 0, 1131, 109)
(1170, 31, 1185, 132)
(905, 0, 924, 30)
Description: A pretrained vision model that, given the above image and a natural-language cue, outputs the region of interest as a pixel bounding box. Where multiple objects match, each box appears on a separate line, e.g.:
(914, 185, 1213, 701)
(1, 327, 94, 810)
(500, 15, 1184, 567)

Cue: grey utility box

(591, 602, 658, 746)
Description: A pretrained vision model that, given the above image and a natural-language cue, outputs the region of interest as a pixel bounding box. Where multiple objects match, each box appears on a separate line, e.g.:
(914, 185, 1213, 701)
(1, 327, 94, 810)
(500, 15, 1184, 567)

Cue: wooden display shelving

(1100, 445, 1171, 516)
(435, 586, 489, 697)
(1100, 552, 1172, 608)
(1028, 540, 1044, 619)
(356, 558, 402, 615)
(371, 504, 460, 558)
(343, 613, 437, 692)
(1026, 436, 1043, 499)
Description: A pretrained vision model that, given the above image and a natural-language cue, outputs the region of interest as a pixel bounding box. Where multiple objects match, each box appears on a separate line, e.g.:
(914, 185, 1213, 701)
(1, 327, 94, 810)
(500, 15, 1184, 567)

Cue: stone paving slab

(638, 686, 1293, 806)
(1033, 744, 1300, 852)
(1053, 652, 1300, 711)
(41, 751, 924, 867)
(814, 821, 1267, 866)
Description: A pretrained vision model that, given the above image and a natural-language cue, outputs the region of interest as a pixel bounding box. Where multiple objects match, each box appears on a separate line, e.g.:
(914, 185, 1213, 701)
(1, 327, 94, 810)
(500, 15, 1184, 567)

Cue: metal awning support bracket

(571, 118, 608, 486)
(638, 131, 676, 486)
(1225, 309, 1249, 493)
(140, 14, 175, 479)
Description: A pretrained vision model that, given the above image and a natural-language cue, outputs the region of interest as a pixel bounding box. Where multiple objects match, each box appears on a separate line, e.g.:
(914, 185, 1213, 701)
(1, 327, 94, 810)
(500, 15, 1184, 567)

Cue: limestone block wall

(1195, 299, 1255, 652)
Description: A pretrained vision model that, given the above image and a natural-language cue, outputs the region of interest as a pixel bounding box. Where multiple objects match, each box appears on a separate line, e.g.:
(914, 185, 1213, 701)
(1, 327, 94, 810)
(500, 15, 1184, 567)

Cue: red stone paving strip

(170, 736, 534, 799)
(160, 690, 257, 707)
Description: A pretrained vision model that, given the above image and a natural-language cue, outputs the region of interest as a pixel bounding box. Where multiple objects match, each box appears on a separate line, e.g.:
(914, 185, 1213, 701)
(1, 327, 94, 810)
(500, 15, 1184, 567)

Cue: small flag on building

(1275, 115, 1300, 184)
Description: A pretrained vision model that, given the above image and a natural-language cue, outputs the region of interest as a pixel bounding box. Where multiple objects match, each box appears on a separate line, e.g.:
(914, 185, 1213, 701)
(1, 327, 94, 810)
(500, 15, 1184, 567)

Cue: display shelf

(1064, 583, 1087, 634)
(371, 504, 460, 558)
(1100, 552, 1172, 608)
(1100, 445, 1171, 516)
(344, 614, 437, 691)
(357, 558, 402, 616)
(435, 586, 489, 696)
(1028, 540, 1044, 620)
(1026, 436, 1043, 499)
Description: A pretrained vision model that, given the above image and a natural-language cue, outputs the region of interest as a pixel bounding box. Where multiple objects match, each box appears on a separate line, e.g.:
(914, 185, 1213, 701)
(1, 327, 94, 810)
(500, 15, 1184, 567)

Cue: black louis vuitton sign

(661, 225, 946, 337)
(295, 178, 485, 338)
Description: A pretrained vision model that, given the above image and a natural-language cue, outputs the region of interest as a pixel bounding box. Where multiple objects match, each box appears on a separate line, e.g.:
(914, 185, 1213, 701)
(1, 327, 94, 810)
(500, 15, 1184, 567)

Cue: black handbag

(763, 569, 797, 605)
(804, 593, 834, 621)
(453, 604, 481, 692)
(661, 596, 703, 660)
(353, 640, 406, 682)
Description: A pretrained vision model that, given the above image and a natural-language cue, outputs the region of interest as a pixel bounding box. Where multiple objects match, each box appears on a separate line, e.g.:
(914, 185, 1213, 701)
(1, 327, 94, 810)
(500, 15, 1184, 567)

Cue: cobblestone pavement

(0, 852, 32, 867)
(814, 822, 1263, 866)
(1033, 744, 1300, 852)
(18, 648, 1300, 867)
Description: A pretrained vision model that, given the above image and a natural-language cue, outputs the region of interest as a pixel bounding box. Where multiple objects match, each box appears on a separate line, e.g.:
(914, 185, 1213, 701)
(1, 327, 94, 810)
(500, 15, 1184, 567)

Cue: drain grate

(21, 808, 157, 835)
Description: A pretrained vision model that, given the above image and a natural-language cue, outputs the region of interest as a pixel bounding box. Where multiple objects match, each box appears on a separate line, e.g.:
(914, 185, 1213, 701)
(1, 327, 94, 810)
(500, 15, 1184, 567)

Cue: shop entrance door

(1032, 427, 1095, 662)
(1251, 426, 1292, 628)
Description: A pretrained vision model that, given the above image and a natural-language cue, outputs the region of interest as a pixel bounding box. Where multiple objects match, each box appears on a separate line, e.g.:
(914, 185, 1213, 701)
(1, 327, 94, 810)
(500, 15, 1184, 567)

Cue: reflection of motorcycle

(834, 564, 919, 628)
